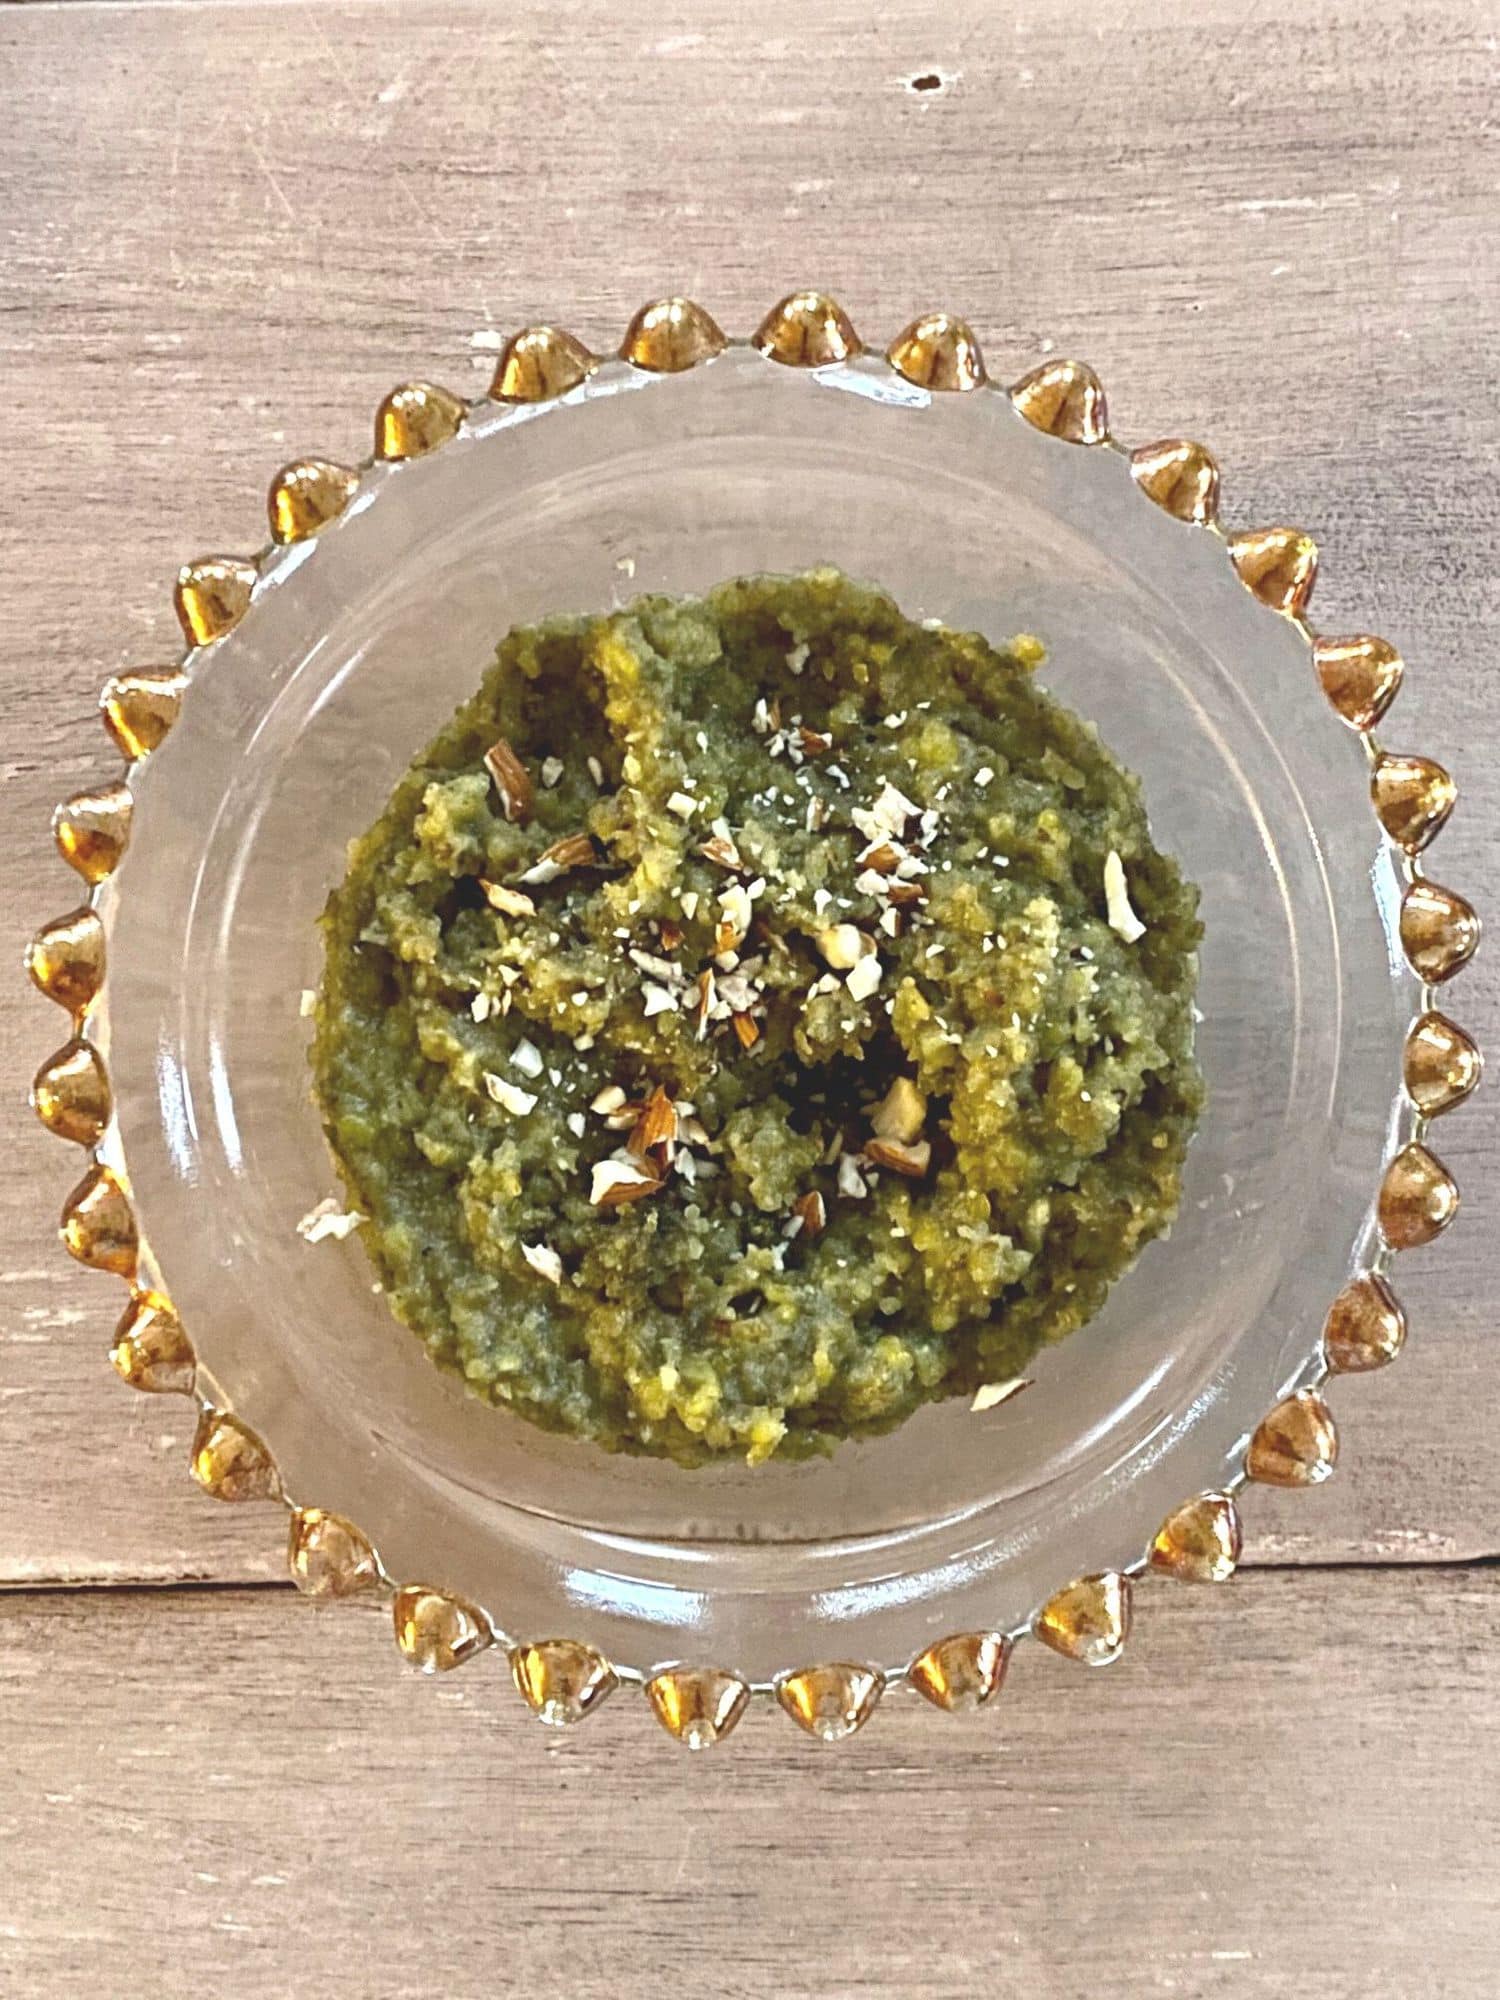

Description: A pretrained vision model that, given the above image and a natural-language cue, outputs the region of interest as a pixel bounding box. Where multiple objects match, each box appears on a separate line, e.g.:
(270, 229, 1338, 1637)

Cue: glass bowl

(32, 298, 1482, 1742)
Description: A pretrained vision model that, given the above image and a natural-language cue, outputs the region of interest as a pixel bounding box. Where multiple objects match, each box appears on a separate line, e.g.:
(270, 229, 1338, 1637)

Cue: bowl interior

(106, 350, 1408, 1678)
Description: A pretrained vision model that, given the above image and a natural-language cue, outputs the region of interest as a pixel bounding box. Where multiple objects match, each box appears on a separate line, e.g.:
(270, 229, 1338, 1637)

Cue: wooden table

(4, 3, 1496, 1992)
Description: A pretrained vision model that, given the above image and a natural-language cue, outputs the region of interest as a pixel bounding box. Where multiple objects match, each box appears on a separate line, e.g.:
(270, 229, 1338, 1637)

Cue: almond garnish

(484, 738, 534, 823)
(970, 1377, 1032, 1413)
(627, 1085, 678, 1158)
(731, 1013, 760, 1049)
(517, 831, 597, 884)
(697, 833, 744, 872)
(658, 919, 685, 952)
(695, 968, 716, 1040)
(857, 841, 902, 875)
(797, 725, 832, 756)
(872, 1076, 926, 1145)
(792, 1189, 826, 1238)
(816, 923, 866, 971)
(589, 1158, 663, 1208)
(479, 879, 537, 918)
(1103, 849, 1147, 943)
(589, 1084, 628, 1116)
(864, 1137, 932, 1179)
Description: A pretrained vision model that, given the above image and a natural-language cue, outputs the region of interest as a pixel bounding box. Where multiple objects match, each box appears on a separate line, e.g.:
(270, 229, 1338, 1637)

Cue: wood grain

(0, 4, 1497, 1989)
(0, 1570, 1496, 1998)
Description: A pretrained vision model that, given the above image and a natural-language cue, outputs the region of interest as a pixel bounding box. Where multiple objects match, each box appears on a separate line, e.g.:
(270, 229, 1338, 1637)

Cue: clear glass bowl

(97, 333, 1418, 1692)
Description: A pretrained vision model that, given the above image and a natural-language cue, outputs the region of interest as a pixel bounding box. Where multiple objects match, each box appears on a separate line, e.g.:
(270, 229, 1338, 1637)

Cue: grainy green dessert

(312, 570, 1202, 1466)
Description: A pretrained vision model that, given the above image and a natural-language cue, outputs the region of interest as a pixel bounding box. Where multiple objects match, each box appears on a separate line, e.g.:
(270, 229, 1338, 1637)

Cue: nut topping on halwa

(312, 571, 1202, 1465)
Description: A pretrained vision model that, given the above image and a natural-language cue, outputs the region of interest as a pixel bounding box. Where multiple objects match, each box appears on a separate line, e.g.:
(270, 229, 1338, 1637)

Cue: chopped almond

(885, 880, 926, 907)
(590, 1084, 628, 1116)
(484, 738, 534, 823)
(627, 1085, 678, 1158)
(658, 919, 685, 952)
(857, 841, 902, 875)
(517, 831, 596, 884)
(698, 833, 744, 872)
(479, 879, 537, 918)
(695, 968, 716, 1041)
(731, 1012, 760, 1049)
(792, 1189, 826, 1238)
(589, 1158, 663, 1208)
(864, 1136, 932, 1179)
(816, 923, 865, 971)
(872, 1076, 926, 1144)
(971, 1378, 1032, 1413)
(797, 725, 832, 756)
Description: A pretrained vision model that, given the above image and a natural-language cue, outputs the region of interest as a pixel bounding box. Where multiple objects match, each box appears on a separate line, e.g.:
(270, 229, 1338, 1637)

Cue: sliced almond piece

(697, 833, 744, 872)
(731, 1013, 760, 1049)
(864, 1137, 932, 1179)
(971, 1378, 1032, 1413)
(658, 918, 685, 952)
(857, 841, 902, 875)
(816, 923, 865, 971)
(872, 1076, 926, 1144)
(797, 725, 832, 756)
(792, 1189, 826, 1238)
(484, 738, 534, 823)
(886, 880, 926, 907)
(589, 1158, 663, 1208)
(516, 831, 598, 884)
(1103, 850, 1147, 943)
(590, 1084, 628, 1116)
(695, 969, 716, 1041)
(479, 879, 537, 918)
(627, 1086, 678, 1158)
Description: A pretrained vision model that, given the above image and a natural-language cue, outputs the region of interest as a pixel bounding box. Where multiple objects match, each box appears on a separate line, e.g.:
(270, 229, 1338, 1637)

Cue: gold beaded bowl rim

(30, 295, 1479, 1741)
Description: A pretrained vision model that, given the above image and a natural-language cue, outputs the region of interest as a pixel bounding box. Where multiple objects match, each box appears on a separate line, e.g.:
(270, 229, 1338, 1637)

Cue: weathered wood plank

(0, 1569, 1495, 1996)
(2, 0, 1496, 1588)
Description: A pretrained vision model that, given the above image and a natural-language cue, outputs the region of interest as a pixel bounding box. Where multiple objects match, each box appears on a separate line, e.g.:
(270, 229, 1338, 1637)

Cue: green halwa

(312, 570, 1203, 1466)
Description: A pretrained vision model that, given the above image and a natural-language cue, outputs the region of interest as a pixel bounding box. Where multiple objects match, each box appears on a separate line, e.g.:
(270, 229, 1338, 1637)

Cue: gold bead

(31, 1038, 110, 1146)
(268, 458, 360, 545)
(174, 556, 256, 647)
(392, 1585, 491, 1673)
(1149, 1493, 1242, 1583)
(109, 1292, 196, 1394)
(490, 326, 597, 402)
(620, 297, 727, 373)
(1322, 1274, 1406, 1374)
(754, 291, 862, 368)
(1404, 1010, 1482, 1117)
(1129, 438, 1220, 524)
(288, 1507, 382, 1598)
(1246, 1388, 1338, 1487)
(886, 313, 986, 391)
(26, 907, 105, 1018)
(53, 783, 133, 885)
(1313, 634, 1403, 731)
(908, 1632, 1009, 1712)
(374, 381, 466, 460)
(1400, 878, 1480, 984)
(1035, 1572, 1132, 1665)
(1008, 359, 1109, 444)
(776, 1662, 884, 1742)
(1371, 752, 1457, 853)
(60, 1164, 137, 1278)
(100, 668, 189, 761)
(644, 1666, 751, 1749)
(190, 1408, 283, 1503)
(1227, 527, 1318, 615)
(1378, 1142, 1459, 1250)
(509, 1639, 617, 1727)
